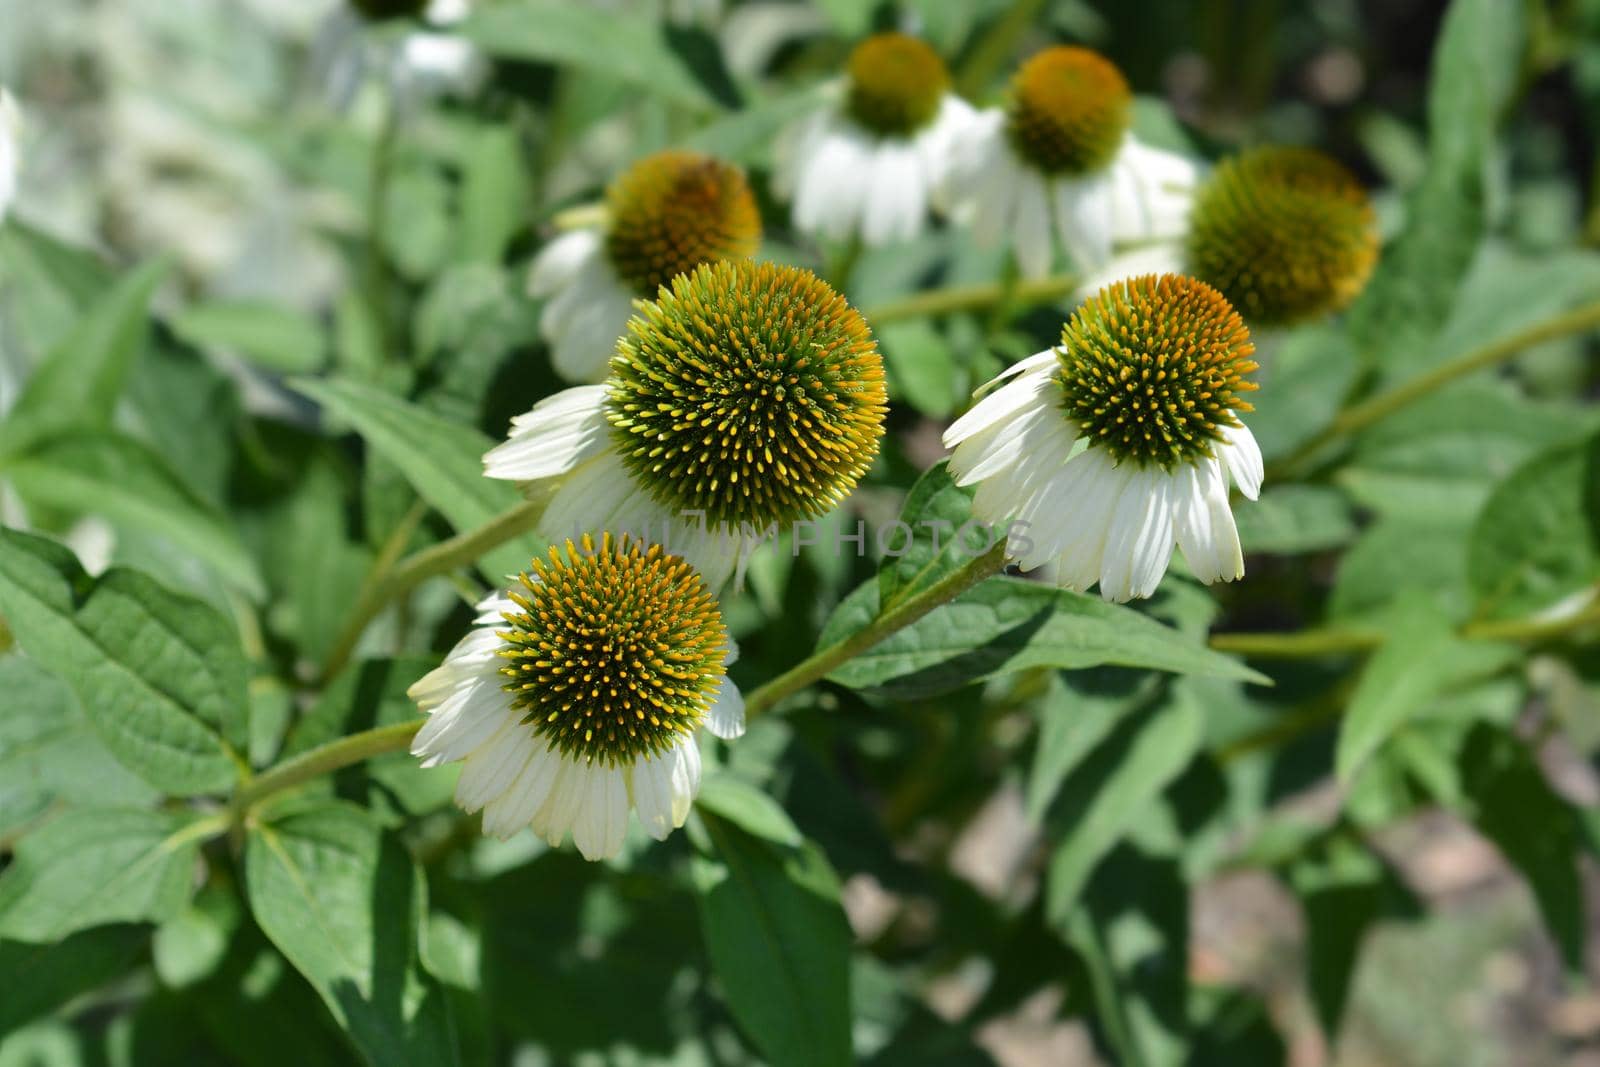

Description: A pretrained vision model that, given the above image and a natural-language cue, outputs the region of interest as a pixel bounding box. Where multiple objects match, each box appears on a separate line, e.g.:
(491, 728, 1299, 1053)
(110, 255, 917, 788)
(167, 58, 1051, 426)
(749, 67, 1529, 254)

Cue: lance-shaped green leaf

(171, 299, 326, 373)
(245, 801, 460, 1067)
(0, 529, 246, 794)
(1044, 686, 1203, 917)
(292, 377, 544, 581)
(6, 430, 264, 597)
(0, 808, 215, 941)
(692, 815, 853, 1067)
(0, 257, 169, 458)
(821, 576, 1267, 698)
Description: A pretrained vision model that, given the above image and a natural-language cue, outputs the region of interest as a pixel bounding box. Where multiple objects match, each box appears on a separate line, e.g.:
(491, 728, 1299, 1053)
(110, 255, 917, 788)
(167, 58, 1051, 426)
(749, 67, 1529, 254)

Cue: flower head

(1006, 46, 1131, 176)
(488, 261, 887, 591)
(609, 259, 887, 529)
(939, 48, 1197, 277)
(845, 33, 951, 137)
(943, 274, 1263, 602)
(410, 534, 744, 860)
(1056, 273, 1257, 469)
(1185, 146, 1377, 325)
(774, 35, 974, 245)
(604, 151, 761, 296)
(527, 150, 760, 383)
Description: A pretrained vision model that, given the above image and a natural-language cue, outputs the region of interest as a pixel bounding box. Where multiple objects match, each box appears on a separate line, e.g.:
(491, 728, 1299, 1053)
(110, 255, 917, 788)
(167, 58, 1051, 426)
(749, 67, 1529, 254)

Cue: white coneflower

(409, 535, 744, 861)
(944, 273, 1263, 602)
(488, 259, 888, 590)
(773, 32, 975, 246)
(0, 90, 19, 225)
(529, 150, 762, 383)
(1078, 145, 1379, 326)
(940, 46, 1200, 278)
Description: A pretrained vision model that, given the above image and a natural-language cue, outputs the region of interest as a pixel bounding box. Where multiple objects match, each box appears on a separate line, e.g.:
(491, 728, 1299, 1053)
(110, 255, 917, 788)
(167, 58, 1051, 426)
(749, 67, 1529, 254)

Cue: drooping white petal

(411, 678, 518, 768)
(862, 140, 926, 246)
(480, 743, 564, 840)
(530, 228, 602, 296)
(454, 720, 536, 812)
(0, 90, 18, 224)
(1010, 172, 1055, 279)
(1098, 467, 1177, 602)
(705, 676, 746, 740)
(1052, 174, 1114, 270)
(571, 762, 629, 861)
(916, 94, 978, 188)
(530, 755, 585, 847)
(1218, 419, 1264, 500)
(483, 385, 610, 482)
(549, 279, 636, 383)
(630, 751, 678, 841)
(1173, 457, 1243, 584)
(1045, 448, 1133, 592)
(668, 738, 702, 826)
(943, 350, 1059, 448)
(1107, 136, 1201, 244)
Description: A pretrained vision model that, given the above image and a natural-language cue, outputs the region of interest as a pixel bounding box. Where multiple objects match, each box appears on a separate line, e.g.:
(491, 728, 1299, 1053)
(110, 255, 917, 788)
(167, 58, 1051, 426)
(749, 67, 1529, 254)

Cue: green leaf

(0, 221, 117, 356)
(0, 529, 246, 794)
(0, 809, 212, 941)
(456, 126, 527, 264)
(684, 87, 825, 164)
(695, 774, 802, 847)
(0, 925, 148, 1041)
(0, 656, 158, 839)
(879, 321, 959, 417)
(1335, 602, 1515, 782)
(1460, 725, 1587, 974)
(1329, 516, 1469, 621)
(692, 817, 853, 1067)
(1285, 836, 1416, 1038)
(292, 377, 544, 581)
(1043, 687, 1203, 917)
(876, 461, 980, 612)
(1241, 326, 1357, 462)
(169, 299, 326, 373)
(1234, 485, 1355, 555)
(1027, 671, 1160, 822)
(821, 576, 1268, 698)
(455, 1, 725, 109)
(244, 801, 460, 1067)
(1467, 431, 1600, 621)
(6, 430, 265, 597)
(0, 258, 169, 458)
(1344, 0, 1523, 378)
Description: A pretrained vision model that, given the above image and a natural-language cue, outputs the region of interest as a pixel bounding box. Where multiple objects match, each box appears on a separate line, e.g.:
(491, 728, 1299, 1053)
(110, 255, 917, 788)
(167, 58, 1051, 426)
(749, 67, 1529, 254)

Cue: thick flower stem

(232, 720, 423, 816)
(1275, 299, 1600, 475)
(742, 543, 1009, 719)
(863, 273, 1079, 325)
(319, 499, 543, 684)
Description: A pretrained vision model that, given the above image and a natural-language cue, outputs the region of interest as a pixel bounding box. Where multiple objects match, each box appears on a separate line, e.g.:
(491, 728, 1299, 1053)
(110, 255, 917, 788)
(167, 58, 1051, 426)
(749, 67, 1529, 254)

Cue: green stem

(1209, 600, 1600, 660)
(319, 499, 542, 684)
(232, 721, 422, 815)
(741, 543, 1008, 719)
(955, 0, 1048, 100)
(862, 273, 1078, 325)
(1275, 299, 1600, 475)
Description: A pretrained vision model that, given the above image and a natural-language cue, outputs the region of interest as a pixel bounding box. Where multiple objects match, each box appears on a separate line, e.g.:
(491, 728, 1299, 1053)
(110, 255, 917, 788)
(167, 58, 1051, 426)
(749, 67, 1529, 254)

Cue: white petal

(1045, 449, 1132, 592)
(453, 720, 536, 812)
(630, 752, 678, 841)
(527, 229, 603, 297)
(1011, 173, 1055, 279)
(669, 738, 702, 826)
(1174, 458, 1243, 584)
(483, 385, 610, 482)
(549, 281, 635, 383)
(704, 676, 746, 740)
(539, 450, 641, 544)
(411, 678, 517, 767)
(1053, 176, 1114, 270)
(481, 743, 563, 839)
(571, 762, 629, 861)
(0, 90, 18, 224)
(1098, 467, 1176, 602)
(862, 140, 926, 246)
(530, 755, 584, 847)
(943, 350, 1059, 448)
(1072, 242, 1187, 306)
(1108, 136, 1201, 243)
(1218, 419, 1264, 500)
